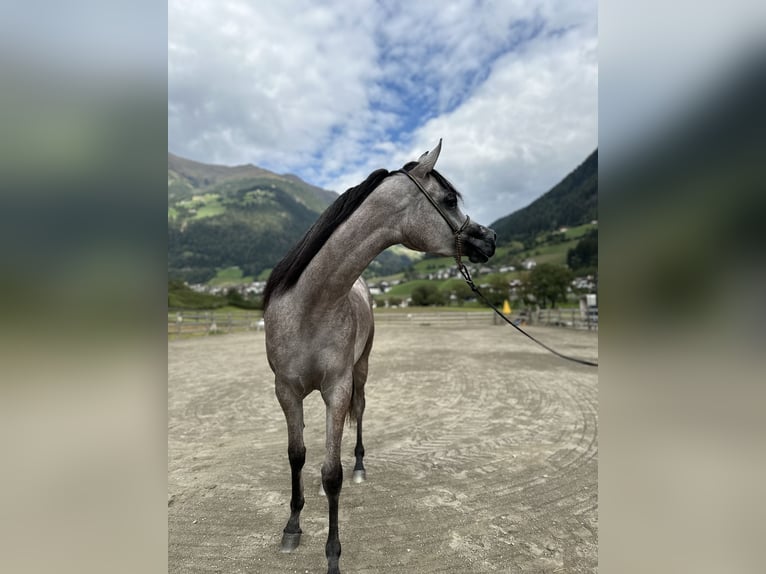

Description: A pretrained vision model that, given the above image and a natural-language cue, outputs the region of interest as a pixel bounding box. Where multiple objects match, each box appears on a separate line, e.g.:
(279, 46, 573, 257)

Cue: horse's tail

(347, 355, 368, 426)
(347, 383, 362, 425)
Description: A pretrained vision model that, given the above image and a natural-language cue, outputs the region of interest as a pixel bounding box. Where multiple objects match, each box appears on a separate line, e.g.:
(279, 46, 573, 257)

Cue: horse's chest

(265, 302, 367, 388)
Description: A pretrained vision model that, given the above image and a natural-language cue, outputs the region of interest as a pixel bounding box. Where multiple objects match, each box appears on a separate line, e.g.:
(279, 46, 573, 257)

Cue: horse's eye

(445, 195, 458, 209)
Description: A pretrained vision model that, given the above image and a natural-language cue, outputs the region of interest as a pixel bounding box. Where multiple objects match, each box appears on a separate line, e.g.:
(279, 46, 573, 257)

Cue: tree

(567, 228, 598, 273)
(226, 287, 244, 304)
(481, 275, 510, 307)
(410, 283, 446, 306)
(225, 287, 262, 310)
(546, 231, 567, 244)
(448, 281, 474, 306)
(524, 264, 573, 308)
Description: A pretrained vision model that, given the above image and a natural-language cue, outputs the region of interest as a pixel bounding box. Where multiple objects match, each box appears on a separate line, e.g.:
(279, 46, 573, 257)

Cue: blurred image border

(0, 1, 764, 573)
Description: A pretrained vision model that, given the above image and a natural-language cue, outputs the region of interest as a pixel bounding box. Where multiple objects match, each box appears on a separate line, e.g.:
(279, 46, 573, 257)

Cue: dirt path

(168, 322, 598, 573)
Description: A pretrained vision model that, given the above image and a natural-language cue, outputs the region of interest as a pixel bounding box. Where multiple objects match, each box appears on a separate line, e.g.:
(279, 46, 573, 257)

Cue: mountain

(168, 153, 337, 212)
(490, 150, 598, 244)
(168, 153, 337, 284)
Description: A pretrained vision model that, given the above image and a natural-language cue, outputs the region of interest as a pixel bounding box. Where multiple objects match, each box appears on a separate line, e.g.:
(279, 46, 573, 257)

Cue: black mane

(263, 168, 391, 308)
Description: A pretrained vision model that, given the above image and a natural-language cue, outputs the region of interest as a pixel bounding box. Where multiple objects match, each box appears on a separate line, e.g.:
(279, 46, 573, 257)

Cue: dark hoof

(352, 469, 366, 483)
(280, 531, 301, 553)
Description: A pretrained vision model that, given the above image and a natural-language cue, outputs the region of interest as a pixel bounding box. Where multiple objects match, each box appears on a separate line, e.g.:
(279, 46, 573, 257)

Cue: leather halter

(396, 169, 598, 368)
(397, 169, 471, 265)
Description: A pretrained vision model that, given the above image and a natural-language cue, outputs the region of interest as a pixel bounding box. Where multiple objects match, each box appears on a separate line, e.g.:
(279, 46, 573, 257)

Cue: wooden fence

(375, 309, 598, 330)
(528, 308, 598, 331)
(374, 311, 495, 326)
(168, 310, 264, 336)
(168, 308, 597, 336)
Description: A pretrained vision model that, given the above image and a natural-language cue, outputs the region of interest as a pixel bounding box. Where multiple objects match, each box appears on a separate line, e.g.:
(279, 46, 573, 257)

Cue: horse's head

(395, 140, 496, 264)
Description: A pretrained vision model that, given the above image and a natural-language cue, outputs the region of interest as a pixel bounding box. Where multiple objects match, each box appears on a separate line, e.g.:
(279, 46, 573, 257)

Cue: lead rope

(454, 234, 598, 368)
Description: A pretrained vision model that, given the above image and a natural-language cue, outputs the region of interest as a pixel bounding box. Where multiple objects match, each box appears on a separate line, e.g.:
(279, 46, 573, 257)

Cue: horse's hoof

(318, 482, 326, 496)
(280, 531, 301, 553)
(352, 469, 366, 483)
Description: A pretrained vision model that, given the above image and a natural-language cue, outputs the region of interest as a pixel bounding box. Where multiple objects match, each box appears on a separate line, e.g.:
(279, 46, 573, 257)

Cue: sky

(169, 0, 598, 225)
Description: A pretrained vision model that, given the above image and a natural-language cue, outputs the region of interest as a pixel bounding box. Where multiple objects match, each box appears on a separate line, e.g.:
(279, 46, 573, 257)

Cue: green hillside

(168, 153, 336, 212)
(168, 153, 337, 284)
(168, 151, 598, 289)
(372, 223, 595, 305)
(491, 150, 597, 244)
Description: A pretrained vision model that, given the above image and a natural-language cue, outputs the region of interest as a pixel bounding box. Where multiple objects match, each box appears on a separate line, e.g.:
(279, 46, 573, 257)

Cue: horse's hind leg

(352, 415, 366, 483)
(276, 383, 305, 553)
(351, 350, 370, 483)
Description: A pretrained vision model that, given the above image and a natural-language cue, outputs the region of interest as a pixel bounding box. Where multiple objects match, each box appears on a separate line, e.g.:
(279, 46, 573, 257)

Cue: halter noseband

(398, 169, 471, 266)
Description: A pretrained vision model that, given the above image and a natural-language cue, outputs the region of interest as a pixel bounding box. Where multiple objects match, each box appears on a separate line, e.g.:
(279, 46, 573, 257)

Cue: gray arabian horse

(263, 141, 496, 574)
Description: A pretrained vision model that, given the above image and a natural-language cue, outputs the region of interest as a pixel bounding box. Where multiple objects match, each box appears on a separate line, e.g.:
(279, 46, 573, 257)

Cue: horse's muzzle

(464, 225, 496, 263)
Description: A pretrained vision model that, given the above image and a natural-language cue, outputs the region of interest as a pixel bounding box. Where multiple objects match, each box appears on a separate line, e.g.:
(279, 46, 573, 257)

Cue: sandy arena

(168, 320, 598, 573)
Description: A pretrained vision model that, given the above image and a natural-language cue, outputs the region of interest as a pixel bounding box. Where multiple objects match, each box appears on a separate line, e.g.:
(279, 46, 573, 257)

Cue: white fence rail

(168, 307, 597, 336)
(168, 310, 263, 336)
(374, 311, 494, 326)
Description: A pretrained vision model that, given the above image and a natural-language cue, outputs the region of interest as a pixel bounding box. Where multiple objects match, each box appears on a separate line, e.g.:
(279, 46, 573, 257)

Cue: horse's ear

(409, 139, 442, 178)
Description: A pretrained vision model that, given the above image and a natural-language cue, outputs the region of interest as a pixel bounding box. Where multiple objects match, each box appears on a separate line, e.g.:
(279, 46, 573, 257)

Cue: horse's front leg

(276, 382, 306, 553)
(322, 380, 351, 574)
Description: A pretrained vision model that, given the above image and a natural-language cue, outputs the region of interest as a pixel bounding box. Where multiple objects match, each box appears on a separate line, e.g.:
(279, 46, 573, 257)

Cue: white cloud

(169, 0, 597, 225)
(326, 25, 597, 224)
(411, 28, 598, 224)
(169, 0, 381, 165)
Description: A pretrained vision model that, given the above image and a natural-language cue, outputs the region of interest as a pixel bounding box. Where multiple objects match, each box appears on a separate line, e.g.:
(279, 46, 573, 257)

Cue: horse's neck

(295, 200, 400, 310)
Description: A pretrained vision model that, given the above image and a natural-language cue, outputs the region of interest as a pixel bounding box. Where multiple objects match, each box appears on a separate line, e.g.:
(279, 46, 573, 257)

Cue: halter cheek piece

(397, 170, 471, 267)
